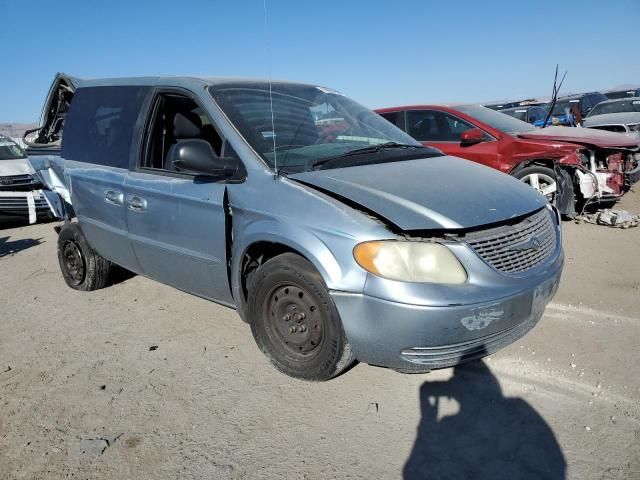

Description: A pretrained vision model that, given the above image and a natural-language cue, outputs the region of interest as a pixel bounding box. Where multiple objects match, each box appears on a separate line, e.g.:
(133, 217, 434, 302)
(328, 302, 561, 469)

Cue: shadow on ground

(0, 235, 43, 258)
(0, 216, 31, 230)
(0, 215, 56, 230)
(404, 358, 566, 479)
(107, 264, 137, 286)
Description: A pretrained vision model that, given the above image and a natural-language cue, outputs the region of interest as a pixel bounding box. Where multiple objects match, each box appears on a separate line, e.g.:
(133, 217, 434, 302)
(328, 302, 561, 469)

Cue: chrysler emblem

(509, 235, 543, 252)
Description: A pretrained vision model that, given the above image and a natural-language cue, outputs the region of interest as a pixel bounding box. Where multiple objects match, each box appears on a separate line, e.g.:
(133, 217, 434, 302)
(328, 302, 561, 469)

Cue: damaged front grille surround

(461, 208, 557, 274)
(0, 192, 50, 210)
(0, 174, 41, 191)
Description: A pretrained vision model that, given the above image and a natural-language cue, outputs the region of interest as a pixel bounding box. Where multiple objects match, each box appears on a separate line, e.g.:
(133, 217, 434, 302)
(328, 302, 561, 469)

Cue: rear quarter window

(62, 86, 149, 168)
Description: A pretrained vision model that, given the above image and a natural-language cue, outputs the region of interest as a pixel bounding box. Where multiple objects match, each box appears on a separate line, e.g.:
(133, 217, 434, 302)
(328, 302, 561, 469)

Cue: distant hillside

(0, 123, 37, 139)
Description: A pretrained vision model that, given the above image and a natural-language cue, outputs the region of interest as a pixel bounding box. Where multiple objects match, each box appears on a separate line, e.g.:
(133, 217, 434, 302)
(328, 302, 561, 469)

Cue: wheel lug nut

(299, 325, 307, 333)
(283, 314, 290, 322)
(290, 326, 296, 333)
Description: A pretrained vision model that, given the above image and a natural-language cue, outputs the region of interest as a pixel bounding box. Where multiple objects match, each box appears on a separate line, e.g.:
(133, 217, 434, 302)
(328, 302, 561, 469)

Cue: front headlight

(353, 240, 467, 284)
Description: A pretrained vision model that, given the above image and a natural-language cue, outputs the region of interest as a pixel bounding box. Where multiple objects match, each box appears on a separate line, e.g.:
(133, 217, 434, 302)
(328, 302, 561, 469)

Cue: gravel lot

(1, 192, 639, 479)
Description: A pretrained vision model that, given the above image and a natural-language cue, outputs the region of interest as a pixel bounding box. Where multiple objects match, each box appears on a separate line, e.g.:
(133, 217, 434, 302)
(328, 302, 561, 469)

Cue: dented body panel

(289, 156, 546, 230)
(225, 168, 563, 369)
(516, 125, 640, 148)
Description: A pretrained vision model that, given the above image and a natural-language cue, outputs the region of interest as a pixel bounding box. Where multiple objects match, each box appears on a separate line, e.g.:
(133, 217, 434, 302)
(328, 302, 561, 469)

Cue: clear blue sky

(1, 0, 639, 122)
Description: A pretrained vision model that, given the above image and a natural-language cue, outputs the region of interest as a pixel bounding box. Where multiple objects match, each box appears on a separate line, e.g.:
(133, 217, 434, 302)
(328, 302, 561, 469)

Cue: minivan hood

(517, 126, 639, 148)
(289, 156, 546, 231)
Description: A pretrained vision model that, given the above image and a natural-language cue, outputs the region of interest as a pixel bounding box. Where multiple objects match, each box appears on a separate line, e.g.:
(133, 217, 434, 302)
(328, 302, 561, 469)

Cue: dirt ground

(1, 191, 639, 480)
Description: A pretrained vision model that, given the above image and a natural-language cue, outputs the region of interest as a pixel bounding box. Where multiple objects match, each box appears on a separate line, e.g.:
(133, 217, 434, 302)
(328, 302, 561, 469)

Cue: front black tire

(57, 223, 110, 291)
(247, 253, 355, 381)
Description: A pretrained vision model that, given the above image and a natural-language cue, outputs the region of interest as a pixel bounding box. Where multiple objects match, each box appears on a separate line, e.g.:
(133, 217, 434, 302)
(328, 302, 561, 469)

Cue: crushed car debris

(577, 209, 639, 228)
(0, 136, 61, 223)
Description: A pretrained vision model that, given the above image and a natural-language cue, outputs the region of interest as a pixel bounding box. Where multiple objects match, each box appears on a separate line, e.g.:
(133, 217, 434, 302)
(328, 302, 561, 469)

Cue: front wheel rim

(62, 240, 86, 286)
(264, 284, 324, 359)
(521, 172, 557, 202)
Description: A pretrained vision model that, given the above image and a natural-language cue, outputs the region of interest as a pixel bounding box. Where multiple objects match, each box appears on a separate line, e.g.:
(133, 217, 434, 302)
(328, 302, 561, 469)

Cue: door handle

(127, 196, 147, 212)
(104, 190, 124, 206)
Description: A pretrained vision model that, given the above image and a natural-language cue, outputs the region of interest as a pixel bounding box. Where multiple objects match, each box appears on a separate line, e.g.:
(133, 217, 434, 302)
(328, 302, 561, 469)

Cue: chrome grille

(463, 208, 556, 274)
(0, 174, 39, 191)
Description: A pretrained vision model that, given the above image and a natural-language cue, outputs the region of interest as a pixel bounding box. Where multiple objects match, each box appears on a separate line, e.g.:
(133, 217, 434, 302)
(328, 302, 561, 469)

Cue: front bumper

(331, 257, 563, 371)
(0, 190, 56, 223)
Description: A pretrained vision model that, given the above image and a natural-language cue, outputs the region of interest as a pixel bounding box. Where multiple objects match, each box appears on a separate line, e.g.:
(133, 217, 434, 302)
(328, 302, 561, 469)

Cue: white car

(0, 135, 61, 223)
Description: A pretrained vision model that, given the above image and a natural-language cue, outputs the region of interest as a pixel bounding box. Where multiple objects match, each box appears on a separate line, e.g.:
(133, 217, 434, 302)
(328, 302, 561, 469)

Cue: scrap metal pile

(577, 209, 640, 228)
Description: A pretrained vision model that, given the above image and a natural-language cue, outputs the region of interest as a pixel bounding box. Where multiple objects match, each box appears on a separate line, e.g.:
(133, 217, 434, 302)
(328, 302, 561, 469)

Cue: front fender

(231, 216, 369, 304)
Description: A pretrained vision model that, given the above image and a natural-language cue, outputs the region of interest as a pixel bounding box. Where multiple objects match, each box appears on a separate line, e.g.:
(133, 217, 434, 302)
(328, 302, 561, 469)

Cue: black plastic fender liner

(554, 165, 576, 218)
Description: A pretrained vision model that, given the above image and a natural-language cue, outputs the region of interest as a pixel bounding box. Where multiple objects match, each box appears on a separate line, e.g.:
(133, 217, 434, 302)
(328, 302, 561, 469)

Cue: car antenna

(263, 0, 279, 178)
(542, 64, 568, 128)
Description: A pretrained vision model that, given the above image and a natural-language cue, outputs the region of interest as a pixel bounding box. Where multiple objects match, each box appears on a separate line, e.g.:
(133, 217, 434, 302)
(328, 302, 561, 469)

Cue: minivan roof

(74, 75, 319, 89)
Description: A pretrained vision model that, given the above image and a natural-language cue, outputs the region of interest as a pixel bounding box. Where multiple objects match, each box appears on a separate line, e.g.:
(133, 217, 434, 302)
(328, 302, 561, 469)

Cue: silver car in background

(30, 75, 563, 380)
(583, 98, 640, 139)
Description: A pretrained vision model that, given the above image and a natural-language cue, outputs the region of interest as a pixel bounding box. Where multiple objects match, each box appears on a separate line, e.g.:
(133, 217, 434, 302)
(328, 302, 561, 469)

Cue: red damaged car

(376, 104, 640, 215)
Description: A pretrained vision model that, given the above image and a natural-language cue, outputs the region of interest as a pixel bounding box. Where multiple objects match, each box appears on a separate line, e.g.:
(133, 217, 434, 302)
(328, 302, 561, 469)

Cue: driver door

(123, 89, 233, 303)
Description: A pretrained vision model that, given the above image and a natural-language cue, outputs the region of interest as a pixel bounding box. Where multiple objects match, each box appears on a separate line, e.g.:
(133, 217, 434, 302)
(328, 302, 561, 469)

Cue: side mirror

(460, 128, 486, 146)
(171, 139, 238, 177)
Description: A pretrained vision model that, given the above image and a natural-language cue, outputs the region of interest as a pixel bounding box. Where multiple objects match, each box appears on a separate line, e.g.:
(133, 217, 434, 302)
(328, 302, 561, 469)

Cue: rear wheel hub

(62, 240, 85, 286)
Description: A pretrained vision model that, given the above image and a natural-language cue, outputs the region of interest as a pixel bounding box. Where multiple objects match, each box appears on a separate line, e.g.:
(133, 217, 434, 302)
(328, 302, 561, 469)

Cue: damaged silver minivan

(31, 74, 563, 380)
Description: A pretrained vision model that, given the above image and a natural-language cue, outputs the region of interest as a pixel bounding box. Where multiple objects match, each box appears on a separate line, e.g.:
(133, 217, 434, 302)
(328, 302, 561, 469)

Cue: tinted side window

(142, 93, 223, 172)
(526, 109, 535, 122)
(443, 114, 474, 139)
(529, 108, 543, 123)
(62, 86, 149, 168)
(407, 110, 442, 141)
(379, 111, 405, 130)
(408, 110, 475, 142)
(590, 95, 605, 110)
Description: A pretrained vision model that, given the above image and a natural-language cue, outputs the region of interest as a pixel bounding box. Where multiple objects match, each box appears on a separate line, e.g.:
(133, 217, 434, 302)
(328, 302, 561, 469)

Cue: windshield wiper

(309, 142, 425, 170)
